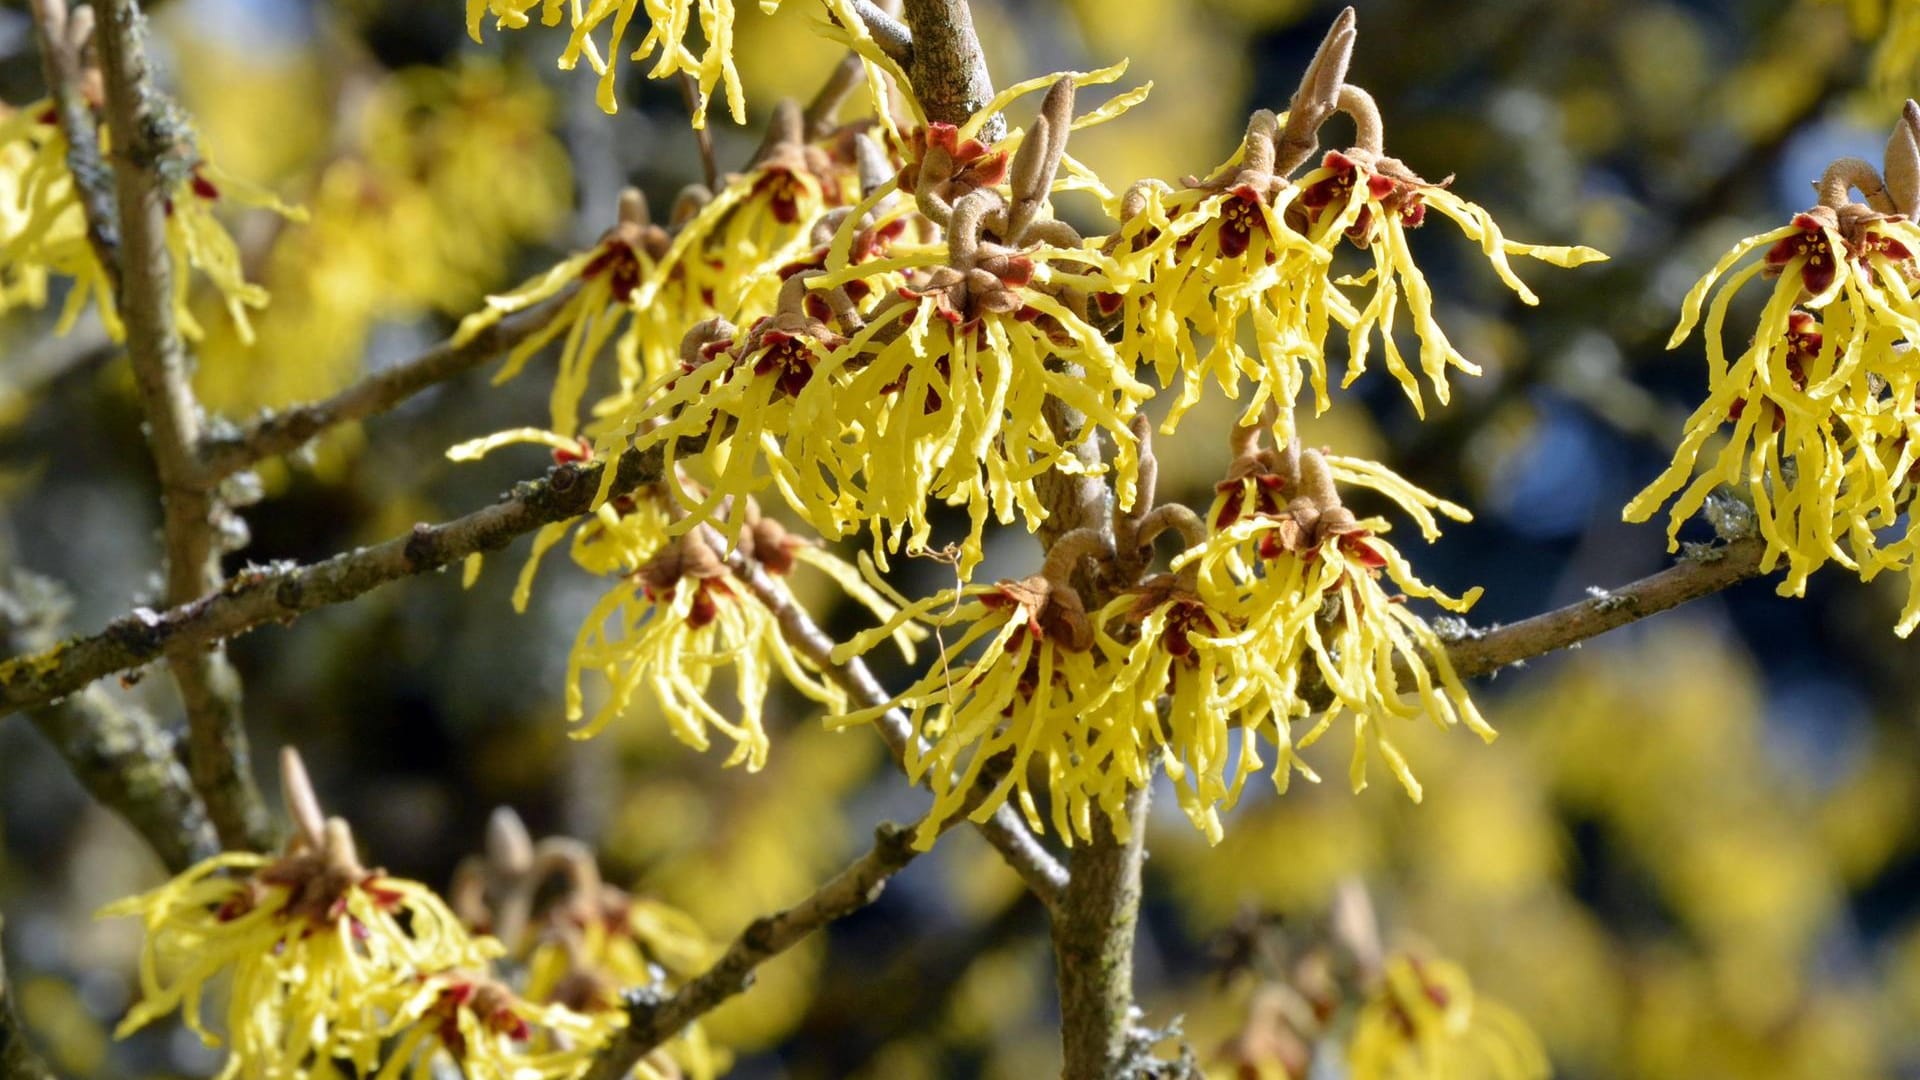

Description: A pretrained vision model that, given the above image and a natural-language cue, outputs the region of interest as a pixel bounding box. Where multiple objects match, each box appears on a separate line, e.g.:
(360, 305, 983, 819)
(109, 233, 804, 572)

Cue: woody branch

(90, 0, 271, 850)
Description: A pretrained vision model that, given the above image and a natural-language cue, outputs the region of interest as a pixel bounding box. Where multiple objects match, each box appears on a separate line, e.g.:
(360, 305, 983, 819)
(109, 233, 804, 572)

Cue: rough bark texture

(0, 446, 665, 720)
(95, 0, 270, 850)
(3, 568, 219, 873)
(25, 689, 219, 873)
(901, 0, 1002, 138)
(1053, 784, 1151, 1080)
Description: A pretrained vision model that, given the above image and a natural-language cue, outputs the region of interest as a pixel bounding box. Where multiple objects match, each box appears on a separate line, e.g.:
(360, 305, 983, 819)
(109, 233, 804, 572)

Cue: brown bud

(618, 187, 650, 228)
(679, 317, 736, 367)
(1886, 100, 1920, 217)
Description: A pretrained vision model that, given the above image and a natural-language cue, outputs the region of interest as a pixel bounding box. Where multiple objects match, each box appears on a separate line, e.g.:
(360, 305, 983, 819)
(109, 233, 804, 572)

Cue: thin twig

(0, 446, 665, 721)
(22, 688, 220, 873)
(849, 0, 913, 65)
(678, 72, 719, 191)
(199, 293, 576, 479)
(0, 916, 54, 1080)
(0, 506, 1775, 781)
(804, 52, 866, 138)
(94, 0, 270, 850)
(1445, 538, 1769, 680)
(581, 820, 924, 1080)
(27, 0, 119, 285)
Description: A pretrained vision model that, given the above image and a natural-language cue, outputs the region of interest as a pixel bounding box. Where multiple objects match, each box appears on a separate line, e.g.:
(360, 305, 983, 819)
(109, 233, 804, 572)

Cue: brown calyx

(900, 121, 1010, 220)
(903, 262, 1035, 329)
(1258, 448, 1368, 558)
(428, 971, 531, 1050)
(1214, 443, 1380, 564)
(1290, 147, 1441, 246)
(233, 817, 385, 925)
(987, 574, 1094, 652)
(742, 299, 846, 398)
(636, 534, 737, 629)
(1119, 575, 1231, 663)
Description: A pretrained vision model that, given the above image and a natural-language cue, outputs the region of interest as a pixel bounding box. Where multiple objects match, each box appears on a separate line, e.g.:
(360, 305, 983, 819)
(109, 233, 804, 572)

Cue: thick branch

(1054, 783, 1151, 1080)
(0, 917, 53, 1080)
(200, 295, 574, 479)
(725, 551, 1070, 911)
(581, 820, 924, 1080)
(900, 0, 1000, 138)
(95, 0, 269, 850)
(24, 688, 219, 872)
(5, 566, 218, 872)
(0, 447, 664, 721)
(1445, 538, 1768, 679)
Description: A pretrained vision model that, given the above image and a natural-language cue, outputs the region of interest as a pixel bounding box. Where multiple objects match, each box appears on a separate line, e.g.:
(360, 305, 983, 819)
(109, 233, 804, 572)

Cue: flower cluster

(1207, 885, 1547, 1080)
(1102, 85, 1603, 438)
(462, 99, 859, 438)
(105, 755, 725, 1080)
(103, 819, 495, 1078)
(835, 432, 1489, 847)
(1347, 954, 1549, 1080)
(1625, 130, 1920, 635)
(454, 426, 917, 765)
(452, 14, 1595, 850)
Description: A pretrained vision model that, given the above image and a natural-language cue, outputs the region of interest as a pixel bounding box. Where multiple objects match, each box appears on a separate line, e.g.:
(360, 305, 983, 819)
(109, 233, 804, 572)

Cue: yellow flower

(0, 102, 119, 336)
(609, 71, 1147, 572)
(521, 890, 728, 1080)
(455, 191, 679, 437)
(610, 229, 1143, 573)
(357, 62, 572, 315)
(0, 110, 51, 315)
(1290, 145, 1606, 417)
(101, 819, 496, 1080)
(564, 518, 912, 766)
(1831, 0, 1920, 95)
(1876, 1, 1920, 93)
(1348, 954, 1549, 1080)
(0, 99, 303, 344)
(1091, 574, 1316, 845)
(447, 427, 675, 609)
(478, 111, 853, 442)
(467, 0, 773, 124)
(379, 970, 608, 1080)
(633, 112, 857, 318)
(1100, 114, 1348, 436)
(831, 571, 1137, 848)
(1624, 203, 1920, 619)
(1180, 444, 1492, 802)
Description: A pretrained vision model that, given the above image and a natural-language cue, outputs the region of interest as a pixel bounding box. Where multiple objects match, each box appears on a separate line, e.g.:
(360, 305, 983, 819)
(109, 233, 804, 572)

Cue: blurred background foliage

(2, 0, 1920, 1076)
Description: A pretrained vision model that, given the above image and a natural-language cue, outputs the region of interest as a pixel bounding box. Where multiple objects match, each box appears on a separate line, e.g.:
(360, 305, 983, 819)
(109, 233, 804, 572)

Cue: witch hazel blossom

(1627, 126, 1920, 634)
(438, 7, 1595, 870)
